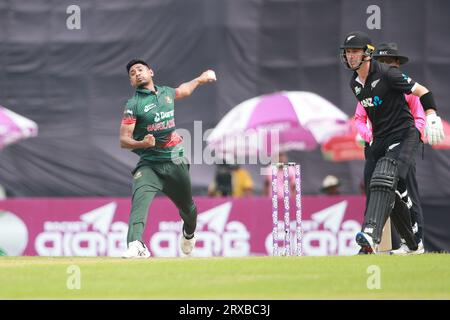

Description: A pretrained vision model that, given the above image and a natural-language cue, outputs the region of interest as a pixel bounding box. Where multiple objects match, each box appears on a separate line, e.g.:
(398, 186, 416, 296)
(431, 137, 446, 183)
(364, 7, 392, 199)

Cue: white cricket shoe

(180, 235, 196, 256)
(122, 240, 151, 258)
(390, 241, 425, 255)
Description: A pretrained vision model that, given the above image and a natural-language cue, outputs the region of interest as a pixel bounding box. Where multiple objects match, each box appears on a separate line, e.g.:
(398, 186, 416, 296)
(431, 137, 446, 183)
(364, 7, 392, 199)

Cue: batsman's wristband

(420, 91, 437, 111)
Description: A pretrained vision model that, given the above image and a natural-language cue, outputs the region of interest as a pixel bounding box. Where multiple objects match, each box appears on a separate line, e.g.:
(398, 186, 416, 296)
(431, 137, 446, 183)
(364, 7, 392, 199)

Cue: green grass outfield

(0, 254, 449, 299)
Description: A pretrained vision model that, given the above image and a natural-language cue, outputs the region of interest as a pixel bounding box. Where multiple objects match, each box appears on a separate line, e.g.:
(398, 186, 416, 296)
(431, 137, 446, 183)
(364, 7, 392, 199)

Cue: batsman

(119, 59, 216, 258)
(340, 31, 445, 253)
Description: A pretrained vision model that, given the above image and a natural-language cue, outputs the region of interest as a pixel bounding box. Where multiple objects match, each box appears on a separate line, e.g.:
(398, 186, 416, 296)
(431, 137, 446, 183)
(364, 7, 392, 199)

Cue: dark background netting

(0, 0, 449, 202)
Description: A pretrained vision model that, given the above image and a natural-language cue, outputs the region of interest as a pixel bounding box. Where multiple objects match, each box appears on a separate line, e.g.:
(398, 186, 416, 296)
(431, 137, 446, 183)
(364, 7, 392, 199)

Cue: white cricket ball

(207, 70, 216, 81)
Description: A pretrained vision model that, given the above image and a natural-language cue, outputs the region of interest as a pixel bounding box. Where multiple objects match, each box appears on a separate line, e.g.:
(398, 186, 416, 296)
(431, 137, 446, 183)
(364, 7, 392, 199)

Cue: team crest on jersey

(165, 96, 172, 104)
(371, 79, 380, 89)
(354, 86, 361, 96)
(133, 171, 142, 180)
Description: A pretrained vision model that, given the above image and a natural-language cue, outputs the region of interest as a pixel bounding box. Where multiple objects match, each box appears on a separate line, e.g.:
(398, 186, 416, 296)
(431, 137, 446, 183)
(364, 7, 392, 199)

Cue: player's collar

(352, 60, 376, 85)
(136, 85, 160, 95)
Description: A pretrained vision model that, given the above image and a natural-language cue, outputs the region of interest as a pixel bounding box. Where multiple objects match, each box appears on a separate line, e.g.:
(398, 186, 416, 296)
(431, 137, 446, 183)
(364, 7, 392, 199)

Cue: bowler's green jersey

(122, 85, 183, 162)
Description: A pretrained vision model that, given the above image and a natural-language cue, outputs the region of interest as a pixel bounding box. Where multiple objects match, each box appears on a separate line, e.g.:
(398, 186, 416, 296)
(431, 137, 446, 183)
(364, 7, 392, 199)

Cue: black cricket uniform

(363, 141, 423, 246)
(357, 61, 424, 245)
(351, 60, 416, 139)
(350, 60, 421, 245)
(350, 60, 420, 177)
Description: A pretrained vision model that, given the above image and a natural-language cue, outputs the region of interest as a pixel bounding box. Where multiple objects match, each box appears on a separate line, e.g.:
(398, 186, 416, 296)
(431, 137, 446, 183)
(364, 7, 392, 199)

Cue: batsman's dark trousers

(126, 157, 197, 244)
(363, 126, 423, 244)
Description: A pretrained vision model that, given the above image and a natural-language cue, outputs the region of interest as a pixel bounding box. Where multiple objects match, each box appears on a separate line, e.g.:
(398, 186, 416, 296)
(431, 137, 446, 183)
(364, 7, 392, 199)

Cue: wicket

(271, 162, 302, 256)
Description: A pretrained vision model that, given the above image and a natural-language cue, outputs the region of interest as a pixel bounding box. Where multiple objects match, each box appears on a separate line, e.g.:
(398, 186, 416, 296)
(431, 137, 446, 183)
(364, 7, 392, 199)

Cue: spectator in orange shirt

(208, 163, 254, 198)
(231, 164, 254, 198)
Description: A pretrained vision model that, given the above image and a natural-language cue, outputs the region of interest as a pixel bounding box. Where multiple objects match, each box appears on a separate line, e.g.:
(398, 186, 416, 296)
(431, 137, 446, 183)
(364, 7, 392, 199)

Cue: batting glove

(425, 113, 445, 145)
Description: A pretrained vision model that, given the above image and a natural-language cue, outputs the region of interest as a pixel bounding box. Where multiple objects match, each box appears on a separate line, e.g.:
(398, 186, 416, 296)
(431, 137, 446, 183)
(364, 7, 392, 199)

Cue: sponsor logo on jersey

(361, 96, 383, 108)
(154, 110, 174, 122)
(144, 104, 156, 112)
(373, 96, 383, 106)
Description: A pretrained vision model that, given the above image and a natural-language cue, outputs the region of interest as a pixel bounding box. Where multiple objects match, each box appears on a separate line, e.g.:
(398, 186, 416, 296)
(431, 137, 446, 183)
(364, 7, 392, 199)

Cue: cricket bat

(378, 217, 392, 252)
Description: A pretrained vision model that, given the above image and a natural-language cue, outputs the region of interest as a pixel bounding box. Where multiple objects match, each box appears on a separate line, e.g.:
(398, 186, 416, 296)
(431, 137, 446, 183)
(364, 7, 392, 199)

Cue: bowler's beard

(136, 80, 150, 88)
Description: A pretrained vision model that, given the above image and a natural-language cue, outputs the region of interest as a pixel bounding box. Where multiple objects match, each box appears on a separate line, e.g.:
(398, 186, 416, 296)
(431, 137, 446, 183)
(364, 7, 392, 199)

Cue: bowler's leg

(162, 159, 198, 237)
(127, 166, 162, 244)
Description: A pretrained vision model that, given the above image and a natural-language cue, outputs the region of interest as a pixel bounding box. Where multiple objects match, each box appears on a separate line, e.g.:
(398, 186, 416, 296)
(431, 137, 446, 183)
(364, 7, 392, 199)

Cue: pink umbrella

(207, 91, 348, 156)
(0, 105, 38, 150)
